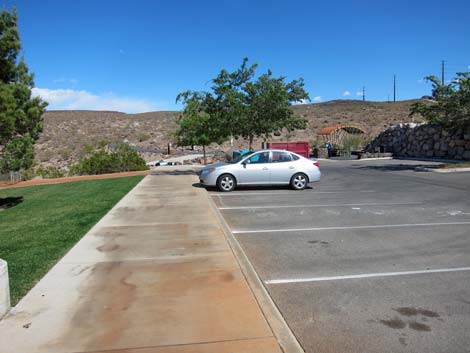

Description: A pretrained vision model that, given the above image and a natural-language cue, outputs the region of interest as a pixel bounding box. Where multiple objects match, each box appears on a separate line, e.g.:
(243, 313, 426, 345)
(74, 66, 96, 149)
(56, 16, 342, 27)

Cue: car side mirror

(242, 159, 251, 167)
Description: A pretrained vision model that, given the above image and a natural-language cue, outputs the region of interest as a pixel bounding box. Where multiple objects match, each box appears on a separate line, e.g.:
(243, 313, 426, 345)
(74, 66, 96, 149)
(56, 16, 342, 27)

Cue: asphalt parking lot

(210, 159, 470, 353)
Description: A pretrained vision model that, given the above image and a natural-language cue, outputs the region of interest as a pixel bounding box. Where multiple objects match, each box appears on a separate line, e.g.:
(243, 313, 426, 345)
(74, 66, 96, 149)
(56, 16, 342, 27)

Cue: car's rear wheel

(290, 173, 308, 190)
(217, 174, 236, 192)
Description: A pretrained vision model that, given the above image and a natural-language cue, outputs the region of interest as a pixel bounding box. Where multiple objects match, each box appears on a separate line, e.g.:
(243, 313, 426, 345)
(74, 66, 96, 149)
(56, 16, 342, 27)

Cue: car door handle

(263, 167, 268, 170)
(289, 166, 295, 169)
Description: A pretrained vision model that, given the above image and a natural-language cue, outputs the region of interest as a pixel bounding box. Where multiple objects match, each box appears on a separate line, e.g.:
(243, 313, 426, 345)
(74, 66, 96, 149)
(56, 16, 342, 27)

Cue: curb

(206, 191, 305, 353)
(317, 157, 393, 162)
(415, 166, 470, 173)
(357, 157, 394, 161)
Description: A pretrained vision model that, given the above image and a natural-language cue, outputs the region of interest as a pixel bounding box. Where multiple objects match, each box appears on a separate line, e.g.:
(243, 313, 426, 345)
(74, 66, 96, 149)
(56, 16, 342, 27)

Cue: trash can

(311, 147, 319, 158)
(232, 149, 250, 160)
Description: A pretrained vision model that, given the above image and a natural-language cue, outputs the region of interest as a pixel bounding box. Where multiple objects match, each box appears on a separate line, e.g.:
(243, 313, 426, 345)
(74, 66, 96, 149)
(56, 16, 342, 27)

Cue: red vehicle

(266, 142, 310, 158)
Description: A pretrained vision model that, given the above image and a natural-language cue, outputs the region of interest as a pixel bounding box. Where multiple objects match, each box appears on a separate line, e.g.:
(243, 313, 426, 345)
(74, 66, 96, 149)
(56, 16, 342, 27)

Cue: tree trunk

(203, 144, 206, 165)
(249, 135, 254, 150)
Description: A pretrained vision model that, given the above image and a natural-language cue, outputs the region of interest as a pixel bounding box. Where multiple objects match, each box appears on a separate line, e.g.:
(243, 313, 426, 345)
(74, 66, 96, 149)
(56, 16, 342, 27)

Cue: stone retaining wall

(366, 123, 470, 160)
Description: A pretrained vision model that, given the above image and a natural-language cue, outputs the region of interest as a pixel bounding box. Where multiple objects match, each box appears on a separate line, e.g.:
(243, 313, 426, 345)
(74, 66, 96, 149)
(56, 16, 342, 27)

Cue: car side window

(248, 152, 270, 164)
(271, 151, 293, 163)
(292, 154, 300, 160)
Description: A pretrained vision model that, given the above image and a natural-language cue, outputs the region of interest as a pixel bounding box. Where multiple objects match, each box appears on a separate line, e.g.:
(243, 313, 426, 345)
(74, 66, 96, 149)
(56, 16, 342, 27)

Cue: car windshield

(231, 151, 255, 163)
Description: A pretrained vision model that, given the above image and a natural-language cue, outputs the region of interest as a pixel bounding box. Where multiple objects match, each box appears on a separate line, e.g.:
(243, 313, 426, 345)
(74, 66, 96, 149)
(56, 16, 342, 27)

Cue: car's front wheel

(290, 173, 308, 190)
(217, 174, 236, 192)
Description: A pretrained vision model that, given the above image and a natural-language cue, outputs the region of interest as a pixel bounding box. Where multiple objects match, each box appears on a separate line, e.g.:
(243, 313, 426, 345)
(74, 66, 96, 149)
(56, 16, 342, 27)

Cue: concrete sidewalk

(0, 171, 284, 353)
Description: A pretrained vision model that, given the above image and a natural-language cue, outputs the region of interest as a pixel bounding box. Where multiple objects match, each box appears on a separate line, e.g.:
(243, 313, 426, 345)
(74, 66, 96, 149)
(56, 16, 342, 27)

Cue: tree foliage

(174, 94, 228, 163)
(0, 8, 47, 173)
(175, 58, 309, 156)
(411, 72, 470, 130)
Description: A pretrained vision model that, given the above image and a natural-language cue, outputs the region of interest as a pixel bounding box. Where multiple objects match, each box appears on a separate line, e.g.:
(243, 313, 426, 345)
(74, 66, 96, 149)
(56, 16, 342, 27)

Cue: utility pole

(441, 60, 446, 85)
(362, 86, 365, 101)
(393, 75, 396, 102)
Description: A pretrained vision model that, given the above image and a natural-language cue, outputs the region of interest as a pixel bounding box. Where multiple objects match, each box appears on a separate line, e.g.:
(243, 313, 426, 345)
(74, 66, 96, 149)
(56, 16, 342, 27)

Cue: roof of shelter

(317, 125, 365, 135)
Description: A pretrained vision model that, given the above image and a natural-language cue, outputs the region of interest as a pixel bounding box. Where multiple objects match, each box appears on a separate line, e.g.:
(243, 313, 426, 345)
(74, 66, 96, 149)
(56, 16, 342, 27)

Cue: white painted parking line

(219, 202, 422, 210)
(210, 190, 376, 196)
(265, 267, 470, 285)
(232, 221, 470, 234)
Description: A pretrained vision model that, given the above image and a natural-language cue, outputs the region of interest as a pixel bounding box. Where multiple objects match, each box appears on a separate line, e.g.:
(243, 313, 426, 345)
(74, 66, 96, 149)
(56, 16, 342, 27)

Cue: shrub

(36, 166, 65, 179)
(22, 168, 36, 181)
(59, 148, 72, 160)
(0, 135, 35, 173)
(137, 133, 151, 142)
(341, 135, 364, 152)
(69, 144, 148, 175)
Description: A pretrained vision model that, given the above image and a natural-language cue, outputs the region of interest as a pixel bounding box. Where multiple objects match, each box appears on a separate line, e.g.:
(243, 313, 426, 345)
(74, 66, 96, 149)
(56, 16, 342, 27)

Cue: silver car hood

(203, 162, 229, 170)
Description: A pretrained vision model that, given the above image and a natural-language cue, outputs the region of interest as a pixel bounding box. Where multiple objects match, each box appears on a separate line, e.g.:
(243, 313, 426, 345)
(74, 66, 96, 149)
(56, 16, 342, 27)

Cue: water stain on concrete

(408, 321, 432, 332)
(72, 265, 92, 276)
(307, 240, 329, 245)
(394, 307, 440, 318)
(380, 317, 406, 329)
(97, 244, 120, 252)
(221, 272, 235, 282)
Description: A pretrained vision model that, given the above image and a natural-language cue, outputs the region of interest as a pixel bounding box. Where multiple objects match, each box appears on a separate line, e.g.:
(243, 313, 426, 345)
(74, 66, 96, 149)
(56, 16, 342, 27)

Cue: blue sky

(5, 0, 470, 112)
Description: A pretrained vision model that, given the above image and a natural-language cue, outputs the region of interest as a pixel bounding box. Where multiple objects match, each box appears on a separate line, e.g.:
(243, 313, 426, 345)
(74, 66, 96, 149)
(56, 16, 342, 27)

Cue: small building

(317, 125, 366, 145)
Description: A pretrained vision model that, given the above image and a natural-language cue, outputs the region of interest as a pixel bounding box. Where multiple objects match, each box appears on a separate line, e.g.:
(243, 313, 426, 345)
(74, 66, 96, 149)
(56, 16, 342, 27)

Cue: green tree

(0, 8, 47, 173)
(175, 96, 227, 164)
(241, 70, 309, 147)
(411, 72, 470, 129)
(176, 58, 310, 154)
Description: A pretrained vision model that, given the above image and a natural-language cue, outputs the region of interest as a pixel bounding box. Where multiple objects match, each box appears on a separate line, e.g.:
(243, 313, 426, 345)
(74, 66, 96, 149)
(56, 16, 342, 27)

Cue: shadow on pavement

(151, 170, 197, 176)
(193, 183, 313, 192)
(353, 164, 438, 172)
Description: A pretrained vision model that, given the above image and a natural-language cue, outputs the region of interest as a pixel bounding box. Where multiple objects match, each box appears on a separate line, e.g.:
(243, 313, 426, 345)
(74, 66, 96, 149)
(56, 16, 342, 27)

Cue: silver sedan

(199, 149, 321, 192)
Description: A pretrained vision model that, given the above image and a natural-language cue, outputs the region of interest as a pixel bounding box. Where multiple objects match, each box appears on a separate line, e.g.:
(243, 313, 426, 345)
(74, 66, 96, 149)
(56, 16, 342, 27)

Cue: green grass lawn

(0, 176, 143, 305)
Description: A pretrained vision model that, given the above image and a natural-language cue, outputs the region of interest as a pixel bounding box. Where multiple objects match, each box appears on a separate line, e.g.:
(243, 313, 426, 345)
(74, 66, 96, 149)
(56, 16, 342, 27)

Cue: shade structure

(317, 125, 365, 145)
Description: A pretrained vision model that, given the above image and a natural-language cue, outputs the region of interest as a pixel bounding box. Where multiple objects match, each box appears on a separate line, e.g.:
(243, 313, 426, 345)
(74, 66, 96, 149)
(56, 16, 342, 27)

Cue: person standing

(326, 141, 332, 158)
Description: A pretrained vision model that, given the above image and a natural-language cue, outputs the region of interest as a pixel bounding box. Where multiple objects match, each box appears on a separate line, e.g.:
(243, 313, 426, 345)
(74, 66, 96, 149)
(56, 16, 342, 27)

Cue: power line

(441, 60, 446, 85)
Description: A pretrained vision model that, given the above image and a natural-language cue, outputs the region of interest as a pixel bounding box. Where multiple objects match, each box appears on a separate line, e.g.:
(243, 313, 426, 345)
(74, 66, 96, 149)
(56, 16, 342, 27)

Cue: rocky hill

(35, 110, 179, 168)
(35, 99, 424, 168)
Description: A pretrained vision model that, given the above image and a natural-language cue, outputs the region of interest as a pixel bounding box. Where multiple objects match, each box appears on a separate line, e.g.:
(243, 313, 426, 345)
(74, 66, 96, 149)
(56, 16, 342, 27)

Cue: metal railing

(0, 171, 23, 183)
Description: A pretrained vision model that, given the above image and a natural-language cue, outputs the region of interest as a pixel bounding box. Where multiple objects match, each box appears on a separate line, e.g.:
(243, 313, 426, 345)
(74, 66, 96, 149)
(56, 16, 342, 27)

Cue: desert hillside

(35, 99, 424, 168)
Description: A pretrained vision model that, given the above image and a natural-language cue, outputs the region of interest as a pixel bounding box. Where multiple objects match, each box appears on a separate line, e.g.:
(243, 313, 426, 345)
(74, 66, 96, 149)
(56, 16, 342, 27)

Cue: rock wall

(367, 123, 470, 160)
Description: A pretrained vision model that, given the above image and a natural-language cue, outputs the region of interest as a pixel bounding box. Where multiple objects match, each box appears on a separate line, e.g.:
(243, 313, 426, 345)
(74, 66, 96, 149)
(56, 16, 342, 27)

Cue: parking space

(212, 159, 470, 353)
